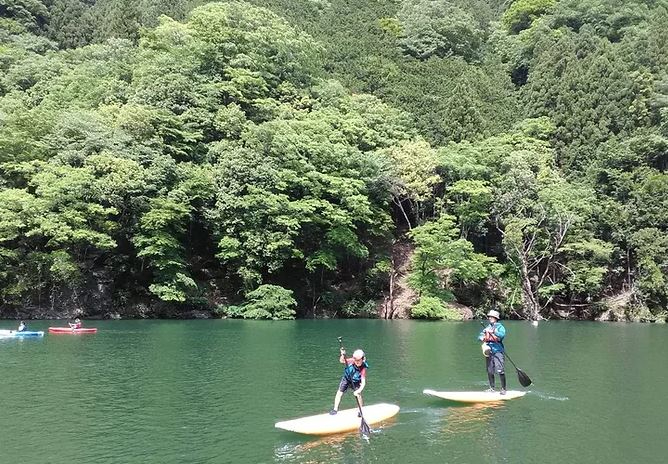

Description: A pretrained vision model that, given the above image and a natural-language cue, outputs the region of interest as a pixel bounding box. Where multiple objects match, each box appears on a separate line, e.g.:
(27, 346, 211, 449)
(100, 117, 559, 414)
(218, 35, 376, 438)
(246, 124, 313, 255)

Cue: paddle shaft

(337, 336, 371, 435)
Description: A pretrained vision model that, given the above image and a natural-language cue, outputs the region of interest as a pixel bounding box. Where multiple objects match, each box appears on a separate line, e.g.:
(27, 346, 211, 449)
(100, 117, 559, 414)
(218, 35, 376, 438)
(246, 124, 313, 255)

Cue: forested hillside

(1, 0, 667, 321)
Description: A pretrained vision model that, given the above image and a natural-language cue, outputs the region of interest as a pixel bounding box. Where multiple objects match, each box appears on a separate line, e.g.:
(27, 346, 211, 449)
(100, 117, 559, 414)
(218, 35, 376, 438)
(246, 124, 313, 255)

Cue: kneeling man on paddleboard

(330, 348, 368, 415)
(479, 310, 507, 394)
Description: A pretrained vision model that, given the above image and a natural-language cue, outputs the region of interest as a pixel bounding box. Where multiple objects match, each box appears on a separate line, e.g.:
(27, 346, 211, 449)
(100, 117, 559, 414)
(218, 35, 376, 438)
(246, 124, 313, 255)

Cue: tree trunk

(520, 259, 540, 320)
(387, 264, 395, 320)
(393, 197, 412, 230)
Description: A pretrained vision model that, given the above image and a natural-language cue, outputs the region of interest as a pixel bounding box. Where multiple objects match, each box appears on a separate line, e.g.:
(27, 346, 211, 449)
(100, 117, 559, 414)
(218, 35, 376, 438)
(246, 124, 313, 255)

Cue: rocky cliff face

(0, 272, 216, 320)
(378, 239, 416, 319)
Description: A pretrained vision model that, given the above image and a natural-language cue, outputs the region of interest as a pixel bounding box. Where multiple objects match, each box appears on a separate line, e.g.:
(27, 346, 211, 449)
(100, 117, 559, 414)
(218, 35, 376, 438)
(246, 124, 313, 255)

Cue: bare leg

(333, 390, 344, 411)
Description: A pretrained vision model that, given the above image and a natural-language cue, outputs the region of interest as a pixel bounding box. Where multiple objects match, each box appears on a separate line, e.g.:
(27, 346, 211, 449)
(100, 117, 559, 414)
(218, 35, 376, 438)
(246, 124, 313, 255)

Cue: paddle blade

(360, 418, 371, 436)
(516, 368, 532, 387)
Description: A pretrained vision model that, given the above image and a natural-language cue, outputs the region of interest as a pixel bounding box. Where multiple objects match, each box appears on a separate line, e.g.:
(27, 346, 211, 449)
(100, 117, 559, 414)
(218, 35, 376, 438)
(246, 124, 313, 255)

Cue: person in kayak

(69, 318, 82, 329)
(479, 309, 507, 394)
(17, 321, 27, 332)
(330, 348, 368, 415)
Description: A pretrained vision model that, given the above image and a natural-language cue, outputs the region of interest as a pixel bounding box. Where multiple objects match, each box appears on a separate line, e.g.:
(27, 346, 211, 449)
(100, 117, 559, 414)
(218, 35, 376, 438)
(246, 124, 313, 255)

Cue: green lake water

(0, 320, 665, 463)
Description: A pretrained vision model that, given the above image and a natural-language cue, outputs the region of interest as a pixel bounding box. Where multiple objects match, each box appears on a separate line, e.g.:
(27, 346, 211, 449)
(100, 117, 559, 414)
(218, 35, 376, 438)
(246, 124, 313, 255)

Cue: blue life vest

(343, 360, 369, 383)
(478, 322, 506, 354)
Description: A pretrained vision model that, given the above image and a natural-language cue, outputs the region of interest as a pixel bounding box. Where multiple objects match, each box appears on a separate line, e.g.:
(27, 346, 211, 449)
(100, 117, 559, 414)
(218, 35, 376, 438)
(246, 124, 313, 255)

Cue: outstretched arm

(354, 377, 366, 396)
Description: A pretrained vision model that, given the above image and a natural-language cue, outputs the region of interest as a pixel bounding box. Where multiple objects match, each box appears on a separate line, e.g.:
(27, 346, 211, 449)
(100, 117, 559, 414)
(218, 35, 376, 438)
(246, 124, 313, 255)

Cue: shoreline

(0, 309, 663, 323)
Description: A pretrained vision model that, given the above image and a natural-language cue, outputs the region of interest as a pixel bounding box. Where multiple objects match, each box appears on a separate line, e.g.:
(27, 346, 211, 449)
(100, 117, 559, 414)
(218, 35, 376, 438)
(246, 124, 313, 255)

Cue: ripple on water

(531, 391, 570, 401)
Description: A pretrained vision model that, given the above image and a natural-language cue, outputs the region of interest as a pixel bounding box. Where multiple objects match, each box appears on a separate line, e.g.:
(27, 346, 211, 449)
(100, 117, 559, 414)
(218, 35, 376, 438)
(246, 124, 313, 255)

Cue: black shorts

(338, 376, 360, 393)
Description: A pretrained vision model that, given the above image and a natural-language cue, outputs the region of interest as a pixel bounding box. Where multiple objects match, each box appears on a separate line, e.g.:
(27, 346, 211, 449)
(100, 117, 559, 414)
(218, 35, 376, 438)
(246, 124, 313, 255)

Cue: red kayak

(48, 327, 98, 334)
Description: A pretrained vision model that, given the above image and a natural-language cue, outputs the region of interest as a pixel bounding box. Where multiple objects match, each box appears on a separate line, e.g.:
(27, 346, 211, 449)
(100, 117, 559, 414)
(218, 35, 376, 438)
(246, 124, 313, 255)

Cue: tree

(493, 148, 597, 319)
(502, 0, 556, 34)
(378, 139, 440, 228)
(221, 284, 297, 320)
(91, 0, 140, 42)
(0, 0, 49, 32)
(446, 179, 492, 238)
(44, 0, 94, 48)
(133, 195, 196, 302)
(438, 128, 614, 319)
(398, 0, 483, 61)
(411, 295, 462, 320)
(408, 214, 499, 301)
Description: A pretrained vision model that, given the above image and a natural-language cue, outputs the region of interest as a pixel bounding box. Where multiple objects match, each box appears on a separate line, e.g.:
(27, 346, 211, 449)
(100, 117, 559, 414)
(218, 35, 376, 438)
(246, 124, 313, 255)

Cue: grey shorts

(338, 376, 360, 393)
(486, 352, 505, 375)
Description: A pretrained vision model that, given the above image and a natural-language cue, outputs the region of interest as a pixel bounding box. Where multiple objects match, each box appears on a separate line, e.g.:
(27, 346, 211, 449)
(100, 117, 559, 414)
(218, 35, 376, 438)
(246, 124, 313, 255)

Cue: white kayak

(275, 403, 400, 435)
(423, 389, 526, 403)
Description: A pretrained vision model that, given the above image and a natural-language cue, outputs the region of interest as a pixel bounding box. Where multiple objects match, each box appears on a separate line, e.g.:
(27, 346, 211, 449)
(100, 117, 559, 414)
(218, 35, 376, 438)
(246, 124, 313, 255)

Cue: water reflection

(274, 416, 397, 463)
(442, 402, 504, 434)
(419, 401, 503, 439)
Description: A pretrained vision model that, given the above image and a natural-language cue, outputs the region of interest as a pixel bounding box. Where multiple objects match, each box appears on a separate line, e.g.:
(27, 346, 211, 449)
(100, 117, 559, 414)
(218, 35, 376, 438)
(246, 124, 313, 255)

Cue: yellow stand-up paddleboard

(423, 389, 526, 403)
(275, 403, 400, 435)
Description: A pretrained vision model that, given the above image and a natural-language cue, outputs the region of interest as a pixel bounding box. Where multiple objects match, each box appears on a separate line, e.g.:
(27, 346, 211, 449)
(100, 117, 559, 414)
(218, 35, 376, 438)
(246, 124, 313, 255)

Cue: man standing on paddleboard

(330, 348, 368, 415)
(479, 309, 506, 394)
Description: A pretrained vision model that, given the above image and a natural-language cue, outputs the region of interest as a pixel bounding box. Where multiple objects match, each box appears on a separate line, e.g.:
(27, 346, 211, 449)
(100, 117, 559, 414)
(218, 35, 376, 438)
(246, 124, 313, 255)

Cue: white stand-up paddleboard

(423, 389, 526, 403)
(275, 403, 400, 435)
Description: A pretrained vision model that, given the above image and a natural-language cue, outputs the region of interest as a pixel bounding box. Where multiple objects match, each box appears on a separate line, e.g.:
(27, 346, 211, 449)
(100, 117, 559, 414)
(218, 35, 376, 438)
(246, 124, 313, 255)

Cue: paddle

(479, 321, 532, 387)
(337, 336, 371, 436)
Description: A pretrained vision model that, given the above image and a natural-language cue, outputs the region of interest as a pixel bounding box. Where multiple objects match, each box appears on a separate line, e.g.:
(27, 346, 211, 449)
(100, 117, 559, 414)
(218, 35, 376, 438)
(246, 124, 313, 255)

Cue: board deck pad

(423, 389, 526, 403)
(275, 403, 400, 435)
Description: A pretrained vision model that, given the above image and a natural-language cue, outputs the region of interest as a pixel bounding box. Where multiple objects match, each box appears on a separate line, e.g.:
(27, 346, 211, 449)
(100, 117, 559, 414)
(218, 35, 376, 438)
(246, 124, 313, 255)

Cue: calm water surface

(0, 320, 664, 463)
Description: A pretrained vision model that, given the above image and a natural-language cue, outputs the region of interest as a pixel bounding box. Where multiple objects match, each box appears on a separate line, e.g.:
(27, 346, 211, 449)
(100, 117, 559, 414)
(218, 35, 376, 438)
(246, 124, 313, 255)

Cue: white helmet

(352, 349, 365, 360)
(486, 310, 500, 320)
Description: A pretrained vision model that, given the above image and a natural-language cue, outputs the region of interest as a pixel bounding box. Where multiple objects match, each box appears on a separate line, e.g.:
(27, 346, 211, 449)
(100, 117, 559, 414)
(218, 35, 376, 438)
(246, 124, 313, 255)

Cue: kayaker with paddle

(17, 321, 27, 332)
(479, 309, 507, 395)
(330, 347, 368, 416)
(68, 318, 82, 329)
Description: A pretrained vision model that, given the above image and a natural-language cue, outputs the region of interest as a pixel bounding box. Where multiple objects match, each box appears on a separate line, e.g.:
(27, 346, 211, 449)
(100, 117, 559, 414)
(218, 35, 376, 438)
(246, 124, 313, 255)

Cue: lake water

(0, 320, 664, 463)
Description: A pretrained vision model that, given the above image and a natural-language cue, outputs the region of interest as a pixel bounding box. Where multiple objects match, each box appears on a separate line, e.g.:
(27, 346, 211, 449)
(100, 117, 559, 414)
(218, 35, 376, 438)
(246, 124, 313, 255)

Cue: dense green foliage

(410, 296, 463, 320)
(2, 0, 668, 321)
(408, 214, 499, 302)
(219, 284, 297, 319)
